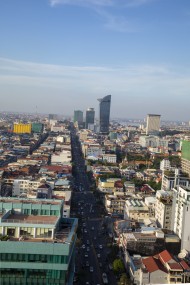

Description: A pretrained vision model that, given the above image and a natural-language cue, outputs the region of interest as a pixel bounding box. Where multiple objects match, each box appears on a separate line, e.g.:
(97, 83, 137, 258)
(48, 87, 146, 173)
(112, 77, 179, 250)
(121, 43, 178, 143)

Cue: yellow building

(13, 123, 32, 134)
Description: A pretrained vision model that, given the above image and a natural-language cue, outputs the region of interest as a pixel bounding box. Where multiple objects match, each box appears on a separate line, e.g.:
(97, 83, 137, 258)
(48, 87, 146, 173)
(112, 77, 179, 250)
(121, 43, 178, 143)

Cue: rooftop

(0, 197, 61, 205)
(2, 214, 58, 225)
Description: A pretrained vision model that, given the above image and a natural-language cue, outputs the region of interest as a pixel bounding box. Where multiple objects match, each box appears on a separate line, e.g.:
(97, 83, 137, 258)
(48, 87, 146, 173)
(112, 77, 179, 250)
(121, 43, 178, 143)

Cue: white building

(82, 143, 104, 158)
(146, 114, 161, 135)
(171, 185, 190, 251)
(155, 190, 173, 230)
(102, 154, 117, 164)
(51, 150, 72, 164)
(160, 159, 171, 171)
(139, 135, 168, 152)
(124, 199, 150, 221)
(161, 169, 190, 191)
(12, 179, 42, 196)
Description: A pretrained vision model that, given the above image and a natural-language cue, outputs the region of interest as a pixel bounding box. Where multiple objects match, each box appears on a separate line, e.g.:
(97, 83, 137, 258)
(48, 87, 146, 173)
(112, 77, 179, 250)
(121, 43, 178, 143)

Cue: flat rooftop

(2, 214, 58, 225)
(0, 198, 61, 205)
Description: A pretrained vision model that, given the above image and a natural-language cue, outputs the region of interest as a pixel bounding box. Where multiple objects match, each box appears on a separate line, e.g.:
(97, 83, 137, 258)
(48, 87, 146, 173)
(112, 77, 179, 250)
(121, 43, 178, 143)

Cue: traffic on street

(70, 126, 117, 285)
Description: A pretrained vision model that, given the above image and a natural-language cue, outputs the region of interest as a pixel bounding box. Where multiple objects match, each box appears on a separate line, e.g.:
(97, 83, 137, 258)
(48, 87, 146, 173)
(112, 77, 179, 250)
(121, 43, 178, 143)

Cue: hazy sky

(0, 0, 190, 120)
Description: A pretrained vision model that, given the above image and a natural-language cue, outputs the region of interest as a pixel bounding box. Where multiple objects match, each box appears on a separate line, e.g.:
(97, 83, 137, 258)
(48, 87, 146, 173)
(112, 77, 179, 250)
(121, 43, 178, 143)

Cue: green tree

(147, 179, 161, 191)
(118, 273, 131, 285)
(113, 258, 125, 274)
(108, 245, 119, 261)
(131, 178, 144, 188)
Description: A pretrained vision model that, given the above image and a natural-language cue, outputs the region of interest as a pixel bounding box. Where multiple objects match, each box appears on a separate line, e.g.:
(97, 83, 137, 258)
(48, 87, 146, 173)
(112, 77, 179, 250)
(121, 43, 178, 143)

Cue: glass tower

(98, 95, 111, 134)
(86, 108, 95, 129)
(74, 110, 83, 124)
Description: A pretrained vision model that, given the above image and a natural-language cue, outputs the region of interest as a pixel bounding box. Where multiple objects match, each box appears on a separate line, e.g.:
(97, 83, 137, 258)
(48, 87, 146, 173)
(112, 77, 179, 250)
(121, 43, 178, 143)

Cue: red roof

(143, 257, 158, 273)
(43, 165, 71, 173)
(143, 256, 168, 274)
(180, 260, 190, 270)
(168, 262, 183, 270)
(159, 250, 173, 264)
(114, 181, 123, 188)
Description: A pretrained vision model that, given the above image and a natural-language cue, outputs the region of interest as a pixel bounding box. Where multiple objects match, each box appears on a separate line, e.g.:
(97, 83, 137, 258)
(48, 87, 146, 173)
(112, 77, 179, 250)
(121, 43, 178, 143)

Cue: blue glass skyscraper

(98, 95, 111, 134)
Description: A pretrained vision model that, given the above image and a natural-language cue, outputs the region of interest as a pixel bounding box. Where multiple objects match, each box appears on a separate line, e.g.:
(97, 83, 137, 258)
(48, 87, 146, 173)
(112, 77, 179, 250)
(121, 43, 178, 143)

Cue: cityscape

(0, 98, 190, 284)
(1, 0, 190, 285)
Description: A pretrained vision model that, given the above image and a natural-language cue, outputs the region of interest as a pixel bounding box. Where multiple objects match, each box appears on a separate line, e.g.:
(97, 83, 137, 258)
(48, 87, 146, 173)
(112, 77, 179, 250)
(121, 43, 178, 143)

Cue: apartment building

(105, 194, 127, 216)
(161, 169, 190, 191)
(181, 140, 190, 177)
(155, 190, 173, 230)
(171, 185, 190, 251)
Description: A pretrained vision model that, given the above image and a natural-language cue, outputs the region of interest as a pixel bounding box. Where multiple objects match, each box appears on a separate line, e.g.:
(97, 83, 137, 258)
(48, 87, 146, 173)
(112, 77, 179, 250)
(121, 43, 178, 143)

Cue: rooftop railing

(1, 219, 56, 225)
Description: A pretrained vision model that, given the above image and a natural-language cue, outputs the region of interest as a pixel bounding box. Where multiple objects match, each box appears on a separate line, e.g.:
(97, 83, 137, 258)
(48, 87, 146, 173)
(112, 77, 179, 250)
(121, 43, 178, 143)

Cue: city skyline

(0, 0, 190, 120)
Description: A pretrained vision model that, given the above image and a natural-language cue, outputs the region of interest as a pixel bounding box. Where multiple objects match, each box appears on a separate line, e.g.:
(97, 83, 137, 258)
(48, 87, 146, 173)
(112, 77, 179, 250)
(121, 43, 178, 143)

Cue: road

(70, 126, 117, 285)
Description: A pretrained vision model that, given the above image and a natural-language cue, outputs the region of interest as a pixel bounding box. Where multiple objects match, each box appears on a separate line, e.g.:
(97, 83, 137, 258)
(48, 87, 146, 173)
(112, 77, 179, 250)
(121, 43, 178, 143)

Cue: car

(85, 261, 89, 267)
(109, 263, 113, 270)
(82, 244, 85, 249)
(102, 273, 108, 284)
(84, 253, 88, 258)
(97, 253, 101, 258)
(90, 266, 93, 272)
(91, 226, 94, 230)
(86, 240, 90, 245)
(87, 247, 90, 252)
(99, 245, 103, 249)
(99, 262, 102, 268)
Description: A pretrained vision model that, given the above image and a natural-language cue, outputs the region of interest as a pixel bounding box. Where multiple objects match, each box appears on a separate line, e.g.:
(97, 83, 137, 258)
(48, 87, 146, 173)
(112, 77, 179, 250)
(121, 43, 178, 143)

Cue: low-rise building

(102, 154, 117, 164)
(126, 250, 190, 284)
(0, 197, 78, 285)
(124, 199, 150, 221)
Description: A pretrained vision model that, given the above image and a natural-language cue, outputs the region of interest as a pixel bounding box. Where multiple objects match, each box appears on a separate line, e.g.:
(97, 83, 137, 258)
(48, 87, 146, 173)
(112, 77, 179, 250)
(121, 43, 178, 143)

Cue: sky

(0, 0, 190, 121)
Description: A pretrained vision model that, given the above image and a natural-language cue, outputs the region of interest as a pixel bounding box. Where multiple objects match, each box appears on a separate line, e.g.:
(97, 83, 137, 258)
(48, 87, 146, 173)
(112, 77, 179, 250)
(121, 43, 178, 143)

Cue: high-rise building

(32, 122, 44, 133)
(85, 108, 95, 129)
(13, 123, 32, 134)
(98, 95, 111, 134)
(146, 114, 161, 135)
(0, 197, 77, 285)
(49, 114, 56, 120)
(74, 110, 83, 124)
(181, 140, 190, 177)
(171, 185, 190, 251)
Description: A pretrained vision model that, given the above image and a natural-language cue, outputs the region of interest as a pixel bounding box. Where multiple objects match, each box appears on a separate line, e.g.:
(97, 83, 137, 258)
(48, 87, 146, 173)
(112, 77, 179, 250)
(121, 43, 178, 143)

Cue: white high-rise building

(171, 185, 190, 251)
(146, 114, 161, 135)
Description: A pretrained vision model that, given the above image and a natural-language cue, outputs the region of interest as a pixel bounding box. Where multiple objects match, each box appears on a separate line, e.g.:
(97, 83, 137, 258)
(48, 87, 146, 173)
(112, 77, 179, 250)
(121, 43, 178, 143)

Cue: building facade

(0, 197, 77, 285)
(146, 114, 161, 135)
(32, 123, 44, 133)
(181, 140, 190, 177)
(13, 123, 32, 134)
(155, 190, 173, 230)
(85, 108, 95, 129)
(171, 185, 190, 251)
(98, 95, 111, 134)
(73, 110, 83, 124)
